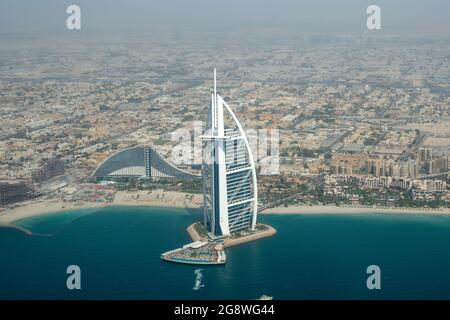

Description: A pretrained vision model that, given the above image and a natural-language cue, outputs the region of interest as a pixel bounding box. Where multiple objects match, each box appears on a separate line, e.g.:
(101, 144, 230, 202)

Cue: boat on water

(161, 241, 226, 265)
(258, 295, 273, 300)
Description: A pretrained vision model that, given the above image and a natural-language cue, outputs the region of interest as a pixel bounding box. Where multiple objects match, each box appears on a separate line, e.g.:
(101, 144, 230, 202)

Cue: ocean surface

(1, 206, 450, 299)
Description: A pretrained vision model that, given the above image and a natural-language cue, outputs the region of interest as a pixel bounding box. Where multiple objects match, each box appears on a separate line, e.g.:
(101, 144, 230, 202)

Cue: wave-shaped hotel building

(93, 145, 200, 180)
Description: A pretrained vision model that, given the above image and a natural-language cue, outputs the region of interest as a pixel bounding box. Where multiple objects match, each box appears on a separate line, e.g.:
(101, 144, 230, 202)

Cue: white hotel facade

(201, 70, 258, 237)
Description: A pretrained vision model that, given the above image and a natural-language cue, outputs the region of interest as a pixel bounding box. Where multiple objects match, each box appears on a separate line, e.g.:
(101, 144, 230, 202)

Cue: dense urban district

(1, 35, 449, 212)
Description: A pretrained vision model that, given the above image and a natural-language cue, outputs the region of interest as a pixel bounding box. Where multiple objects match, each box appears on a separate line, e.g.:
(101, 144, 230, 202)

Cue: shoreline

(0, 197, 201, 225)
(1, 198, 450, 226)
(263, 204, 450, 215)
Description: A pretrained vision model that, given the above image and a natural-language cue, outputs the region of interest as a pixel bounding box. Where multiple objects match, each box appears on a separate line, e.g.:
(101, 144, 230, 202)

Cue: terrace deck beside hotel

(188, 222, 277, 248)
(161, 241, 226, 265)
(160, 223, 276, 265)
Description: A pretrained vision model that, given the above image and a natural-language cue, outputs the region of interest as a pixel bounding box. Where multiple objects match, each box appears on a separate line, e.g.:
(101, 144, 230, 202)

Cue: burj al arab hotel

(201, 70, 258, 238)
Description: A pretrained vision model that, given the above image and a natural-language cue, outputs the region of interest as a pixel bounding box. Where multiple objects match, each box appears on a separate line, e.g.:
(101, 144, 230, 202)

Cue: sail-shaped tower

(201, 69, 258, 237)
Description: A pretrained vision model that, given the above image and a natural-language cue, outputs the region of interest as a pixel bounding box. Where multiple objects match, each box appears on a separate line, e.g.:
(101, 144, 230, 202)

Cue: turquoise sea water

(1, 206, 450, 299)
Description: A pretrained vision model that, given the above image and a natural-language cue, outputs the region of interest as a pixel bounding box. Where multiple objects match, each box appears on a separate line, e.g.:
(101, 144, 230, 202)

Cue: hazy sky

(1, 0, 449, 38)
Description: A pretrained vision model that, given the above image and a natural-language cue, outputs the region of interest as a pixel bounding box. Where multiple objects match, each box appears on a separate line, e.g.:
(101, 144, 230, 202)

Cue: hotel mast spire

(213, 68, 217, 105)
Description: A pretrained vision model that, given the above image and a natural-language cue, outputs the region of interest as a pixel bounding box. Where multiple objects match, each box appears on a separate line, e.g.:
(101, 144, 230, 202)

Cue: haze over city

(2, 0, 450, 37)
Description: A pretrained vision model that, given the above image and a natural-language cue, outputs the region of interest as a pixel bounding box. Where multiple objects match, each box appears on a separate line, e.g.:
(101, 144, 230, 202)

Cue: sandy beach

(0, 190, 203, 224)
(0, 200, 106, 224)
(1, 193, 450, 226)
(263, 205, 450, 215)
